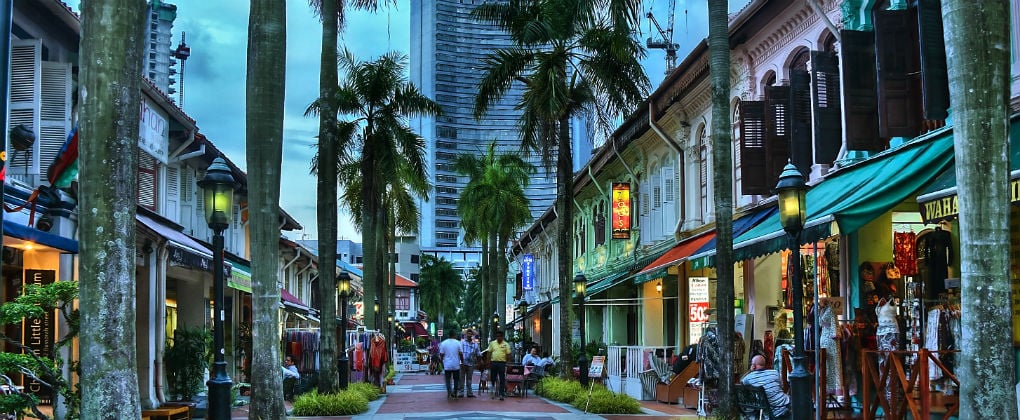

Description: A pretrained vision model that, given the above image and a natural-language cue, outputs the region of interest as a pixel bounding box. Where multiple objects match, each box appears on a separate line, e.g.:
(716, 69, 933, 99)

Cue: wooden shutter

(840, 30, 882, 151)
(875, 9, 920, 138)
(765, 86, 791, 188)
(9, 40, 40, 181)
(917, 0, 949, 120)
(739, 101, 768, 195)
(811, 50, 842, 164)
(790, 70, 812, 177)
(40, 61, 71, 185)
(138, 152, 158, 211)
(165, 165, 180, 221)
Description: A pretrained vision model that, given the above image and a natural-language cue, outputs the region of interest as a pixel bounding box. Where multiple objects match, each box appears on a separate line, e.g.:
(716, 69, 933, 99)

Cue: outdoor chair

(734, 384, 787, 420)
(505, 364, 527, 397)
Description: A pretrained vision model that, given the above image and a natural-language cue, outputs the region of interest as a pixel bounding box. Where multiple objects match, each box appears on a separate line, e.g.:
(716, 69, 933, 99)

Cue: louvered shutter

(138, 152, 158, 211)
(179, 169, 194, 233)
(875, 9, 921, 138)
(811, 50, 843, 164)
(739, 101, 768, 195)
(9, 40, 41, 182)
(790, 70, 813, 177)
(699, 144, 708, 219)
(916, 0, 949, 120)
(840, 30, 882, 151)
(765, 86, 791, 187)
(165, 165, 180, 221)
(662, 165, 675, 238)
(40, 61, 71, 186)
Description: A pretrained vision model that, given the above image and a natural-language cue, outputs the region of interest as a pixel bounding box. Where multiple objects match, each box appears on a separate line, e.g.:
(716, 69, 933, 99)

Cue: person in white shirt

(282, 354, 300, 379)
(438, 331, 463, 399)
(522, 347, 541, 366)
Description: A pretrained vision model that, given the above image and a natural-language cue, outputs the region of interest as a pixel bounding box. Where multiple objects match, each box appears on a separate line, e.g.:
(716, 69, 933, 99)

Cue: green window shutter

(839, 30, 882, 151)
(765, 85, 791, 188)
(738, 100, 768, 195)
(790, 69, 813, 177)
(874, 9, 920, 138)
(916, 0, 949, 120)
(811, 50, 842, 164)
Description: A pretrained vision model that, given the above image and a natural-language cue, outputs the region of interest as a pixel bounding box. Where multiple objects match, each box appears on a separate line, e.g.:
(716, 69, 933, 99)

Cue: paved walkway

(231, 371, 699, 419)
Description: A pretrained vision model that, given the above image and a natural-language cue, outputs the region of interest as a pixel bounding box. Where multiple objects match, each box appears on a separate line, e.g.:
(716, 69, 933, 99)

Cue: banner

(689, 276, 711, 343)
(24, 269, 54, 402)
(521, 254, 535, 290)
(611, 182, 631, 239)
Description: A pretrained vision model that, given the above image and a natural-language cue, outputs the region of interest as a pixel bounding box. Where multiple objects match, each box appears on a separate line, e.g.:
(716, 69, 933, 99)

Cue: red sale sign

(689, 302, 710, 323)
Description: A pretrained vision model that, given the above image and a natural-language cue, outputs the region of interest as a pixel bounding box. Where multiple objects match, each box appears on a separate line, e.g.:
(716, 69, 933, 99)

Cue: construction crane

(171, 32, 191, 107)
(646, 0, 679, 74)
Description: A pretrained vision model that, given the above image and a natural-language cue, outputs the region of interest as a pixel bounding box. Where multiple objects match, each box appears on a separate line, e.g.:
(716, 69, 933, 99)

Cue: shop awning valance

(586, 271, 632, 297)
(281, 288, 310, 314)
(3, 220, 78, 253)
(688, 205, 778, 270)
(730, 131, 955, 261)
(916, 118, 1020, 224)
(137, 212, 231, 277)
(226, 257, 252, 293)
(631, 232, 715, 285)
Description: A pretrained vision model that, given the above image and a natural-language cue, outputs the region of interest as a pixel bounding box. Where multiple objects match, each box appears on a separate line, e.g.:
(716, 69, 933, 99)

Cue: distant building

(143, 0, 181, 94)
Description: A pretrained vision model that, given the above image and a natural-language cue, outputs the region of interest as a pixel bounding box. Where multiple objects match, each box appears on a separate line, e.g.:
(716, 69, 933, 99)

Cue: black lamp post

(338, 271, 351, 389)
(573, 272, 588, 386)
(491, 311, 500, 340)
(198, 157, 237, 420)
(517, 300, 528, 362)
(777, 162, 812, 419)
(374, 296, 380, 330)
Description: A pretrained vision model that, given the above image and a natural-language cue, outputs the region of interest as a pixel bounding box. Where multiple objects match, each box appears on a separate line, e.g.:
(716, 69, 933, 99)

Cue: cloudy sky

(168, 0, 748, 241)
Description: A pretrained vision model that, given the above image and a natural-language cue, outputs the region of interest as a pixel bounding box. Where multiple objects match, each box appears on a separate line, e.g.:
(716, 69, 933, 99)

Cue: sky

(165, 0, 749, 242)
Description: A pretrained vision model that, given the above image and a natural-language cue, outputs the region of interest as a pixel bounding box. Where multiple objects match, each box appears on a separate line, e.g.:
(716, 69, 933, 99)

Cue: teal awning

(731, 132, 955, 261)
(586, 271, 631, 296)
(688, 205, 777, 270)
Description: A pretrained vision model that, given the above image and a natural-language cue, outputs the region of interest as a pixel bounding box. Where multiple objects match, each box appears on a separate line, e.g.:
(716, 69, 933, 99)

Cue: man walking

(486, 330, 511, 400)
(460, 329, 481, 397)
(439, 331, 463, 400)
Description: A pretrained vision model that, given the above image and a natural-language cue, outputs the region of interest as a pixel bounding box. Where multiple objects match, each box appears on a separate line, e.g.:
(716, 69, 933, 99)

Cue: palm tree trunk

(246, 0, 287, 417)
(943, 1, 1015, 416)
(315, 0, 339, 394)
(375, 200, 388, 330)
(491, 231, 504, 332)
(556, 116, 574, 378)
(361, 156, 379, 331)
(78, 0, 145, 416)
(708, 0, 735, 416)
(480, 237, 490, 342)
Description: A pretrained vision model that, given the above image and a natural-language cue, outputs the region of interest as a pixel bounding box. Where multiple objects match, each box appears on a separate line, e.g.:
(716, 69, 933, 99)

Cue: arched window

(698, 126, 709, 221)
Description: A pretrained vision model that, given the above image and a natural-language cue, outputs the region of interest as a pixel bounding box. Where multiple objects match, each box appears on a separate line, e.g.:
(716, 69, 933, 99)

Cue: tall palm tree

(418, 255, 465, 326)
(312, 49, 440, 331)
(942, 1, 1013, 416)
(472, 0, 650, 375)
(455, 141, 534, 339)
(384, 160, 429, 339)
(306, 0, 387, 393)
(246, 0, 288, 417)
(707, 0, 735, 415)
(78, 0, 145, 416)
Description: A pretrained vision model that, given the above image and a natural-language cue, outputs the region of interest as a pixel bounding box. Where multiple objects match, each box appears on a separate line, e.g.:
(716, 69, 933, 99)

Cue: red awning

(280, 288, 309, 312)
(632, 232, 716, 284)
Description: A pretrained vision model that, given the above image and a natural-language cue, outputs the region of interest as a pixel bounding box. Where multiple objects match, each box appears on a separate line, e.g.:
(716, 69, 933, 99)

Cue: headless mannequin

(923, 226, 953, 299)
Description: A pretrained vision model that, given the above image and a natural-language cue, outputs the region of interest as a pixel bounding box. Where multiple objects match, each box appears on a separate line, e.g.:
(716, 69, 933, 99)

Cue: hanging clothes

(876, 298, 902, 410)
(696, 327, 721, 381)
(818, 304, 843, 395)
(923, 227, 953, 299)
(894, 231, 918, 276)
(763, 331, 775, 369)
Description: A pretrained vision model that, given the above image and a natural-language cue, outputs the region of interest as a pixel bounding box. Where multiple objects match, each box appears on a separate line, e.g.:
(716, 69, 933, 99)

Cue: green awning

(226, 257, 252, 293)
(586, 271, 631, 296)
(731, 131, 955, 261)
(916, 118, 1020, 223)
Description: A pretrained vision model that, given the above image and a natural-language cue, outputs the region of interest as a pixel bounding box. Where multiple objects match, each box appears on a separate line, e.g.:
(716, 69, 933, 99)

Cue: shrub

(534, 377, 584, 403)
(347, 382, 381, 401)
(290, 390, 369, 416)
(570, 386, 641, 414)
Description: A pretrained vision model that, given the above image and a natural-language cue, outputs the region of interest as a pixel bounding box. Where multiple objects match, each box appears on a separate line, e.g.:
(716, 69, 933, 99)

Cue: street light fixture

(517, 300, 529, 362)
(776, 162, 811, 420)
(573, 272, 588, 386)
(374, 296, 380, 330)
(337, 271, 351, 389)
(198, 157, 238, 420)
(492, 311, 500, 339)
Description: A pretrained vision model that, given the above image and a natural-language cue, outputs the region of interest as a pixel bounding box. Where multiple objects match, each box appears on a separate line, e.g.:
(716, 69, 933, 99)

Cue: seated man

(282, 354, 300, 401)
(741, 355, 790, 418)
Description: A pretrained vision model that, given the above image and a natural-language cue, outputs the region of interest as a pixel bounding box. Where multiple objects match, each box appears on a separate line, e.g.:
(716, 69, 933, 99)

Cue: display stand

(583, 356, 606, 413)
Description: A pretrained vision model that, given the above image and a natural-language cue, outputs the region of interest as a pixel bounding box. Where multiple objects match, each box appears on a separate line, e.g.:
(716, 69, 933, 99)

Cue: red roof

(395, 273, 417, 287)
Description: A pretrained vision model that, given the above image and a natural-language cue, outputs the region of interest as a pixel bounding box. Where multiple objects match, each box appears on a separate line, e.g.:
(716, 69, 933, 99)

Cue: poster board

(588, 355, 606, 378)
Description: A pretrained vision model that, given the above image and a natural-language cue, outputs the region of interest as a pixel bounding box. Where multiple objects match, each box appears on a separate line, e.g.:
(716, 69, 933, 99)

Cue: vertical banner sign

(521, 254, 535, 290)
(688, 276, 711, 344)
(611, 182, 631, 239)
(24, 269, 54, 402)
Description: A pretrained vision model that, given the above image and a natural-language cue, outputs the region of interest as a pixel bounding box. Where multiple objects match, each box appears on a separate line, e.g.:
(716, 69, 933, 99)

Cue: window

(437, 174, 458, 183)
(396, 289, 410, 310)
(138, 152, 159, 211)
(411, 254, 420, 264)
(593, 201, 606, 247)
(698, 128, 709, 220)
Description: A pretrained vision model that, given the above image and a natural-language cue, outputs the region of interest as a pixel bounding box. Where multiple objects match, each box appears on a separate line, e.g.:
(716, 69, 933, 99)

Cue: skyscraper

(143, 0, 179, 93)
(410, 0, 592, 271)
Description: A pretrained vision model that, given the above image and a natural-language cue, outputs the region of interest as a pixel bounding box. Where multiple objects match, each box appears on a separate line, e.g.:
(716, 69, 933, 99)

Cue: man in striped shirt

(460, 329, 481, 397)
(740, 355, 790, 417)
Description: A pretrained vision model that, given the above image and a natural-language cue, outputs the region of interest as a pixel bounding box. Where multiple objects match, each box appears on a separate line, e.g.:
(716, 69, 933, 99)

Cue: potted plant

(163, 326, 212, 408)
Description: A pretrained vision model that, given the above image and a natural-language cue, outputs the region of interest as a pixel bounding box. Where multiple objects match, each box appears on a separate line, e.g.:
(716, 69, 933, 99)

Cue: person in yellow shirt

(486, 330, 511, 400)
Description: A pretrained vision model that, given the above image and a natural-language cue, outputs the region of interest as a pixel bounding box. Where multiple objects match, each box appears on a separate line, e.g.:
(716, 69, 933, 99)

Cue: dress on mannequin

(876, 298, 901, 410)
(923, 227, 953, 299)
(819, 303, 843, 395)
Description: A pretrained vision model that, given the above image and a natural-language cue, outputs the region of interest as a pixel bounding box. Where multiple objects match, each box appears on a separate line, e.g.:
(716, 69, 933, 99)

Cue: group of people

(437, 329, 550, 401)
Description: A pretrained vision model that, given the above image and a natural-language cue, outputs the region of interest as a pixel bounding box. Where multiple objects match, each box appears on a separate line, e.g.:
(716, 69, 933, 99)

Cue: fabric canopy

(585, 271, 632, 297)
(631, 232, 715, 285)
(730, 132, 955, 261)
(3, 220, 78, 253)
(688, 205, 777, 270)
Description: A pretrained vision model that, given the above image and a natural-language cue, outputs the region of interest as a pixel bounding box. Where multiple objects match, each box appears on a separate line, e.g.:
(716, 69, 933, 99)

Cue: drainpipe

(169, 131, 206, 163)
(283, 249, 302, 271)
(648, 102, 687, 236)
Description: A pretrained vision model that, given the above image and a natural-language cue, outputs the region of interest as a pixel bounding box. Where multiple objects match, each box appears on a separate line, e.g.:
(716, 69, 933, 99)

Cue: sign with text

(521, 254, 535, 290)
(24, 269, 54, 402)
(589, 355, 606, 378)
(689, 276, 711, 343)
(138, 97, 169, 164)
(611, 182, 631, 239)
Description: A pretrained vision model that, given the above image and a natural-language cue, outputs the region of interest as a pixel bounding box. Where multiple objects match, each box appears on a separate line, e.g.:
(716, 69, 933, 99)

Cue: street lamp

(337, 271, 351, 389)
(198, 157, 238, 420)
(573, 272, 588, 386)
(517, 300, 529, 362)
(777, 162, 811, 420)
(491, 311, 500, 340)
(374, 296, 380, 330)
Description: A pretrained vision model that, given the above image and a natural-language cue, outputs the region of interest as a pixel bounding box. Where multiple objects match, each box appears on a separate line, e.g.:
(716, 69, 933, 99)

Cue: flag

(47, 126, 78, 188)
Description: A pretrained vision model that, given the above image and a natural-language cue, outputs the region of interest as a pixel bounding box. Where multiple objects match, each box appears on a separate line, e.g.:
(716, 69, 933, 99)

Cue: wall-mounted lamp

(656, 281, 662, 294)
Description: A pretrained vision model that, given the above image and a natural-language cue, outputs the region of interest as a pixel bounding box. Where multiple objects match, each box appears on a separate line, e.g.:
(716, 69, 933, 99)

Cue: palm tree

(418, 255, 465, 326)
(455, 141, 534, 340)
(384, 161, 429, 340)
(707, 0, 735, 415)
(311, 49, 441, 331)
(472, 0, 650, 375)
(306, 0, 388, 393)
(942, 1, 1013, 416)
(78, 0, 145, 416)
(245, 0, 288, 417)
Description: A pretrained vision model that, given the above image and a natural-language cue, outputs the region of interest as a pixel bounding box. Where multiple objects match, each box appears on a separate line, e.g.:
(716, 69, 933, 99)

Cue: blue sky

(169, 1, 748, 241)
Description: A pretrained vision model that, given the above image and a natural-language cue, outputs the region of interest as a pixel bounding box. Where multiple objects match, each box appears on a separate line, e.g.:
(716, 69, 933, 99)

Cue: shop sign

(521, 254, 535, 290)
(24, 269, 54, 401)
(689, 276, 711, 342)
(919, 177, 1020, 224)
(589, 355, 606, 378)
(611, 182, 631, 239)
(138, 97, 169, 164)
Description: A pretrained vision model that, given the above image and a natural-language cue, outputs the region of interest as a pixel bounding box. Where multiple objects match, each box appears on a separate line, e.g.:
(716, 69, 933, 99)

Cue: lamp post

(777, 162, 811, 419)
(338, 271, 351, 389)
(517, 300, 528, 362)
(573, 272, 588, 386)
(374, 296, 380, 330)
(491, 311, 500, 340)
(198, 157, 237, 420)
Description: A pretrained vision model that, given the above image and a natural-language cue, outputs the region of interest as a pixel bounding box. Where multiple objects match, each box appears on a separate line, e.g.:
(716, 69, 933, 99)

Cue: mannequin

(876, 297, 901, 409)
(923, 225, 953, 299)
(818, 300, 843, 396)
